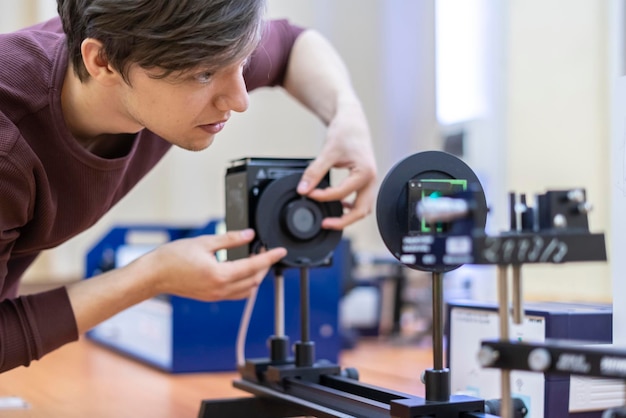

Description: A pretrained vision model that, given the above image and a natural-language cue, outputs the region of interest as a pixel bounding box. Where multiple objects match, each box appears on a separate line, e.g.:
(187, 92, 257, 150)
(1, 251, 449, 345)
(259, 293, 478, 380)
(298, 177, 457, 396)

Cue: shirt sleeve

(0, 121, 78, 373)
(19, 16, 64, 34)
(244, 19, 306, 91)
(0, 287, 78, 372)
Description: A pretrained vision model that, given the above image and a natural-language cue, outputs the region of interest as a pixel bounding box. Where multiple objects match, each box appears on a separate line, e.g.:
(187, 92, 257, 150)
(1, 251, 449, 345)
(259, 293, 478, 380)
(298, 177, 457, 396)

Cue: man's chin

(174, 136, 215, 152)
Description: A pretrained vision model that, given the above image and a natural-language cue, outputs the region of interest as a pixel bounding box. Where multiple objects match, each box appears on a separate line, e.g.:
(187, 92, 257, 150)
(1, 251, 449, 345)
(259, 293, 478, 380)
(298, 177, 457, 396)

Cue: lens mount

(256, 173, 343, 267)
(376, 151, 487, 272)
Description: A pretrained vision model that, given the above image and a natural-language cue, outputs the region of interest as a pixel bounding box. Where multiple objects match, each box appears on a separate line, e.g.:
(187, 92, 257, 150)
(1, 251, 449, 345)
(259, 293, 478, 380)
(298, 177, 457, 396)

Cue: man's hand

(68, 229, 286, 334)
(148, 229, 287, 301)
(284, 29, 377, 230)
(297, 102, 377, 230)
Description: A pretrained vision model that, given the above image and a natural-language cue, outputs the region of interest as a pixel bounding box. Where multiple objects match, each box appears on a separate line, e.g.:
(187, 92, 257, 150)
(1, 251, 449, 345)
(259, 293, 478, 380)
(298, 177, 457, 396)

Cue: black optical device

(376, 150, 488, 273)
(224, 157, 343, 268)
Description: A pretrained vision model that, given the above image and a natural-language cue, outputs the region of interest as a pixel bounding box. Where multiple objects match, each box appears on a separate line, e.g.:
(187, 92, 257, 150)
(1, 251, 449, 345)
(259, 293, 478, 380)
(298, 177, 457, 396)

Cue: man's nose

(214, 72, 249, 113)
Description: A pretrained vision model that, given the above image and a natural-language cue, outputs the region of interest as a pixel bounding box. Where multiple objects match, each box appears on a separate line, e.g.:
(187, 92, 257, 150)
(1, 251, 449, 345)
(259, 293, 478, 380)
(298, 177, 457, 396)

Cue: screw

(577, 202, 593, 214)
(528, 348, 552, 371)
(553, 214, 567, 228)
(567, 189, 585, 203)
(477, 346, 499, 367)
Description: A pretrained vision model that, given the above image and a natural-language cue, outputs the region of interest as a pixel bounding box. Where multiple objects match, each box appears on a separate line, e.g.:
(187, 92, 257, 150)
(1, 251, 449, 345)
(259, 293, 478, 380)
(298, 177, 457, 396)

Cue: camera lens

(293, 207, 314, 232)
(254, 172, 342, 267)
(284, 199, 323, 240)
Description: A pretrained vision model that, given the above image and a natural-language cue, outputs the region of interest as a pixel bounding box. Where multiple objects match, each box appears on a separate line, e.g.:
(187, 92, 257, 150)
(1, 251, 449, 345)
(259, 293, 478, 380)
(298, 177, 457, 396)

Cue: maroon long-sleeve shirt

(0, 16, 304, 372)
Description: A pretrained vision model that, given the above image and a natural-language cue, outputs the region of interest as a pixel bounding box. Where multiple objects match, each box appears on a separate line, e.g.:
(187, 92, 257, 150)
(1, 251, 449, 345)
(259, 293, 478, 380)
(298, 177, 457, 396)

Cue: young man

(0, 0, 376, 373)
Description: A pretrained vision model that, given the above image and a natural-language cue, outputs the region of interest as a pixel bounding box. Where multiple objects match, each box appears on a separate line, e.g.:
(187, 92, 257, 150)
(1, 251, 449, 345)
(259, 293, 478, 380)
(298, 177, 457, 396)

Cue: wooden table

(0, 337, 432, 418)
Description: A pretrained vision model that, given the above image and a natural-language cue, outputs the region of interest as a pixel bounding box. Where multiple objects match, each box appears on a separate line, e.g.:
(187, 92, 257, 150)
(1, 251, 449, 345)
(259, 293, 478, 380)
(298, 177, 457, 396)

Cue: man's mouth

(199, 121, 227, 134)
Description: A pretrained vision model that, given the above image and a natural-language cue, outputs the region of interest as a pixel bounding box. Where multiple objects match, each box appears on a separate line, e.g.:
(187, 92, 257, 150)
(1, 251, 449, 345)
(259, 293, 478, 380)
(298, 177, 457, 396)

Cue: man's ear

(80, 38, 121, 85)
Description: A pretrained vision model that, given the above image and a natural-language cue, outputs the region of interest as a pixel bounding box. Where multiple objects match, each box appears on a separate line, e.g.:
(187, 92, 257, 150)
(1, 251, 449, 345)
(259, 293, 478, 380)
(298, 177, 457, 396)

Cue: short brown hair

(57, 0, 266, 83)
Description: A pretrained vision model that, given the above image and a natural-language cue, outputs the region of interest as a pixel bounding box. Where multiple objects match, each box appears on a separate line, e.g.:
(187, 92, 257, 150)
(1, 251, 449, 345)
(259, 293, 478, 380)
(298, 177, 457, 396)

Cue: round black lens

(284, 199, 323, 241)
(292, 207, 315, 233)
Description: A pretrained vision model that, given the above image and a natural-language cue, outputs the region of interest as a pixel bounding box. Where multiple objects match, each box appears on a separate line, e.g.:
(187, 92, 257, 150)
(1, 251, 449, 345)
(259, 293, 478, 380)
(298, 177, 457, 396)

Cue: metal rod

(497, 265, 512, 418)
(431, 271, 445, 370)
(500, 371, 512, 418)
(497, 265, 510, 340)
(509, 192, 517, 231)
(274, 270, 285, 337)
(512, 265, 524, 325)
(300, 267, 310, 343)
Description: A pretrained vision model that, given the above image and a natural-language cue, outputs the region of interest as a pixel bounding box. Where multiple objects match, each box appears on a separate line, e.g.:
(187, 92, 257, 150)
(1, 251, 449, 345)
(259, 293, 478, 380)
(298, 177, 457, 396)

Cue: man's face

(119, 59, 250, 151)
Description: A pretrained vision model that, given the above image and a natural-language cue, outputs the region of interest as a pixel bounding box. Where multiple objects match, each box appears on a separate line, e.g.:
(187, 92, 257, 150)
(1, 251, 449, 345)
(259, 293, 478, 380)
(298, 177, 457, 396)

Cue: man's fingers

(306, 174, 361, 202)
(305, 163, 376, 202)
(224, 247, 287, 280)
(320, 184, 375, 230)
(197, 229, 256, 252)
(297, 158, 333, 195)
(215, 248, 286, 299)
(222, 273, 265, 300)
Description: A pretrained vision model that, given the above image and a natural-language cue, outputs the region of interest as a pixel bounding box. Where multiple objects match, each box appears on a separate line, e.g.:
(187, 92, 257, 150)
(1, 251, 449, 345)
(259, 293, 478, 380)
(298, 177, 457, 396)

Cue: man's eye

(195, 71, 213, 83)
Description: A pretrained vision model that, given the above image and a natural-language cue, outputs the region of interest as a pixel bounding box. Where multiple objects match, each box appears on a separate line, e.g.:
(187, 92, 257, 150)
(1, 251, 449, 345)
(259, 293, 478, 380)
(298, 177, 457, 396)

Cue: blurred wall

(504, 0, 611, 302)
(0, 2, 35, 33)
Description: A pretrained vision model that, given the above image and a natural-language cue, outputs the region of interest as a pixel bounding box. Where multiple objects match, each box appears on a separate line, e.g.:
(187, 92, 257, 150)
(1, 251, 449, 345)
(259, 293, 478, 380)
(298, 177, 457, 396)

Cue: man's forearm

(283, 29, 362, 125)
(282, 29, 376, 228)
(66, 256, 157, 334)
(66, 231, 287, 335)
